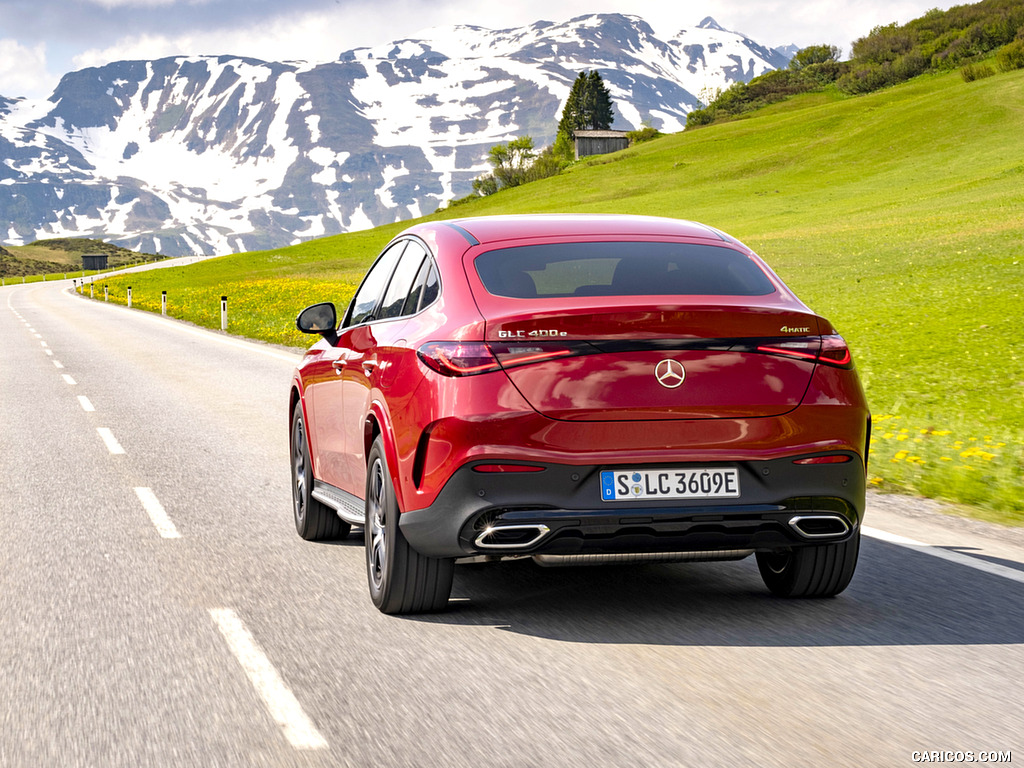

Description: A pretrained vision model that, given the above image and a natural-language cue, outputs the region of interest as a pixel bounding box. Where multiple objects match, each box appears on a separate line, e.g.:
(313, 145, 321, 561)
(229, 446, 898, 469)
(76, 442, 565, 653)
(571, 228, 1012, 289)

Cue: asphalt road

(2, 280, 1021, 768)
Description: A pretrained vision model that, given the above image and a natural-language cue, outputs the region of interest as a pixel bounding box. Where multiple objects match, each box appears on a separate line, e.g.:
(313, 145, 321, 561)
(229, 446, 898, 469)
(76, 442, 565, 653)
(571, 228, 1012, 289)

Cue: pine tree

(556, 72, 588, 139)
(555, 70, 615, 160)
(585, 70, 614, 130)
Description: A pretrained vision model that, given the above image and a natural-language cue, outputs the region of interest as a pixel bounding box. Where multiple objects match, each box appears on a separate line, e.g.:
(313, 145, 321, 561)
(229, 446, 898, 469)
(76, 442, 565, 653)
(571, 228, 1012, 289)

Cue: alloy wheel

(292, 416, 307, 526)
(368, 457, 387, 591)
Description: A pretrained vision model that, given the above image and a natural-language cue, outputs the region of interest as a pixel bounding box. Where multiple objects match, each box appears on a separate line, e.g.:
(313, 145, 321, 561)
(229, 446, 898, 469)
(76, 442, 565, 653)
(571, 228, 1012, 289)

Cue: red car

(289, 214, 870, 614)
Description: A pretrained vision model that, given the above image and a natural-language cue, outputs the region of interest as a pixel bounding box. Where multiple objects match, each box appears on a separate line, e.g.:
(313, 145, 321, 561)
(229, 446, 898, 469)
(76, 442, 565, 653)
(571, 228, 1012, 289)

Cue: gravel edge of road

(867, 490, 1024, 548)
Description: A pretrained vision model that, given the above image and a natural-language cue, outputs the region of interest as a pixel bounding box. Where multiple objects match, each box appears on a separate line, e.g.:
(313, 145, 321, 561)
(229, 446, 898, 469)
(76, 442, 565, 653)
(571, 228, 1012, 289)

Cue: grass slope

(0, 239, 161, 278)
(83, 66, 1024, 521)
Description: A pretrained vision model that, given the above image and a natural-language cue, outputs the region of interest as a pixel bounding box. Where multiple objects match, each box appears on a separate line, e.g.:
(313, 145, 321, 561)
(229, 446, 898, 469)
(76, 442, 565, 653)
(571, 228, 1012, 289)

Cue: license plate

(600, 468, 740, 501)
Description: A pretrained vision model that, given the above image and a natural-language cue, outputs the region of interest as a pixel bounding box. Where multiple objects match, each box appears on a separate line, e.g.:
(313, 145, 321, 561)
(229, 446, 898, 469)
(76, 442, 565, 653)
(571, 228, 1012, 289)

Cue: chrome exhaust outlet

(788, 514, 851, 539)
(533, 550, 754, 567)
(474, 524, 551, 550)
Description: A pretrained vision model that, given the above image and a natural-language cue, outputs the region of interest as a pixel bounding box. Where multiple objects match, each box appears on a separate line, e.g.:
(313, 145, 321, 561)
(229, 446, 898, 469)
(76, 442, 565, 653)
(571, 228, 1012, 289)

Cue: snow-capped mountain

(0, 14, 789, 256)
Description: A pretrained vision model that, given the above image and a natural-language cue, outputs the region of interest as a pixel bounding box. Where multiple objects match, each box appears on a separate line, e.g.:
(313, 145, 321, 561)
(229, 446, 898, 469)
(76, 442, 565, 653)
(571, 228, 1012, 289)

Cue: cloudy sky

(1, 0, 958, 100)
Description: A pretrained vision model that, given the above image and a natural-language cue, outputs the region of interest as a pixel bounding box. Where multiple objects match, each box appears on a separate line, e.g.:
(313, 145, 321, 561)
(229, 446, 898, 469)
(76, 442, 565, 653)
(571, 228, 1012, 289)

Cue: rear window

(474, 242, 775, 298)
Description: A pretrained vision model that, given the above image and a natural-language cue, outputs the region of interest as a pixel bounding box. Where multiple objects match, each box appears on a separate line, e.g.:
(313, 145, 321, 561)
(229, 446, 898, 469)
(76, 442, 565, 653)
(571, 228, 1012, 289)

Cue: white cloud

(71, 7, 408, 70)
(0, 39, 54, 99)
(13, 0, 968, 98)
(82, 0, 205, 7)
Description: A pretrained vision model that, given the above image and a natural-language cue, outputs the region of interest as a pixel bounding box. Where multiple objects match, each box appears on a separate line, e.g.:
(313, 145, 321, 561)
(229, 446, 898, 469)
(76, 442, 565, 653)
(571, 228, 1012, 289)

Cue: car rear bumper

(399, 453, 865, 559)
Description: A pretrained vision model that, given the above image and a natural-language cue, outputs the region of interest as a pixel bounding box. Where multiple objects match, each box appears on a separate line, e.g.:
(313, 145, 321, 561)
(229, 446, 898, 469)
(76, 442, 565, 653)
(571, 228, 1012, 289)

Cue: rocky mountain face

(0, 14, 790, 256)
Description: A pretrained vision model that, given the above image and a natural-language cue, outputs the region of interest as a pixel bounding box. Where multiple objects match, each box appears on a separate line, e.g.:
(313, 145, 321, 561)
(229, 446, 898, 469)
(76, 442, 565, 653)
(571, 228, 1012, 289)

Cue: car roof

(410, 214, 739, 248)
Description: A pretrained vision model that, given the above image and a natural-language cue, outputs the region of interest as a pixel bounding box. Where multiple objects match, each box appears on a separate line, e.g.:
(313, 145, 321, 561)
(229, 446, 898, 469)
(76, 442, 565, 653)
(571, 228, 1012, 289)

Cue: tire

(365, 437, 454, 614)
(756, 531, 860, 598)
(290, 404, 350, 541)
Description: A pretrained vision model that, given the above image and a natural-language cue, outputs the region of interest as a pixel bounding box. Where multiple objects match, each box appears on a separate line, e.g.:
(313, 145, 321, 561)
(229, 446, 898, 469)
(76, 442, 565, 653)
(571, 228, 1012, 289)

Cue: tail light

(417, 342, 500, 376)
(418, 341, 594, 377)
(756, 335, 853, 368)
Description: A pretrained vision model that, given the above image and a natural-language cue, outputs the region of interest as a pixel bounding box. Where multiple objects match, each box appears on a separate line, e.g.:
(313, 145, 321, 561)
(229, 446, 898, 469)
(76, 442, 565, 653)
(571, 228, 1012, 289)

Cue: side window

(417, 261, 440, 311)
(343, 241, 407, 328)
(402, 254, 440, 315)
(378, 241, 427, 321)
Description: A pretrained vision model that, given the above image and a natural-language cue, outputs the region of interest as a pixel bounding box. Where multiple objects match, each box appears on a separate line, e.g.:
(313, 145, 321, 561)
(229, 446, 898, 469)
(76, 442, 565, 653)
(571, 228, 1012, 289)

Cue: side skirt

(311, 481, 365, 526)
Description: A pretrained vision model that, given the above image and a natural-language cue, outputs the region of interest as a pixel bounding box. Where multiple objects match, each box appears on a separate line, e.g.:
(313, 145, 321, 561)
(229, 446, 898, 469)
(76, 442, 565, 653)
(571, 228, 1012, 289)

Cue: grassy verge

(82, 66, 1024, 523)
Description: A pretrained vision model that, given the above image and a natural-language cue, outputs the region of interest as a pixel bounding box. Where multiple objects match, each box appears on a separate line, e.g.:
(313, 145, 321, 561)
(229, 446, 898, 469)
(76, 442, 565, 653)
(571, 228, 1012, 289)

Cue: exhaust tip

(788, 514, 851, 539)
(474, 524, 550, 550)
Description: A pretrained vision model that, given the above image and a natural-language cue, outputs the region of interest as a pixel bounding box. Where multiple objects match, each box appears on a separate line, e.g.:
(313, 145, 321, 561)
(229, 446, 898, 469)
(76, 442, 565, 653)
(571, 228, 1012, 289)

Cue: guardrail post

(127, 286, 132, 308)
(221, 295, 228, 331)
(161, 291, 167, 316)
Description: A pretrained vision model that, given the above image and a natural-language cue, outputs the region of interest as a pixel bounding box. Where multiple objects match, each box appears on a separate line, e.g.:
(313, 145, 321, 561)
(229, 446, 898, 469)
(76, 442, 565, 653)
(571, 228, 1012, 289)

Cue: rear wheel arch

(363, 407, 408, 512)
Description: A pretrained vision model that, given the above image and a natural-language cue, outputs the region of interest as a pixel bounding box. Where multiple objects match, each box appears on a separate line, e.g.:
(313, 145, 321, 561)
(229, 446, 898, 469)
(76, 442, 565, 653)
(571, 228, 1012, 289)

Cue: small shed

(573, 130, 630, 160)
(82, 253, 108, 271)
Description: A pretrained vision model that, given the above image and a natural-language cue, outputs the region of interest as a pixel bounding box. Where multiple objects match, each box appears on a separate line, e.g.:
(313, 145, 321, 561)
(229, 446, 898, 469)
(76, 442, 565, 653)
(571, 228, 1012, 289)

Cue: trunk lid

(484, 302, 823, 421)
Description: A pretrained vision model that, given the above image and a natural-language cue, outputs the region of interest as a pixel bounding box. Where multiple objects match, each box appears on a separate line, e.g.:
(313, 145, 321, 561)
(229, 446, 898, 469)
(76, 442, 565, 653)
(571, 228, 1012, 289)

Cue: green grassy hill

(83, 65, 1024, 521)
(0, 239, 160, 278)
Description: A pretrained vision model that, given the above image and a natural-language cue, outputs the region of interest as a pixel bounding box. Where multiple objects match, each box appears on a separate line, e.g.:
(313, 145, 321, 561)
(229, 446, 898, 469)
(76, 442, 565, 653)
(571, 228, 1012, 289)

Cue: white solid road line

(134, 487, 181, 539)
(96, 427, 126, 455)
(208, 608, 329, 751)
(78, 396, 95, 412)
(863, 526, 1024, 585)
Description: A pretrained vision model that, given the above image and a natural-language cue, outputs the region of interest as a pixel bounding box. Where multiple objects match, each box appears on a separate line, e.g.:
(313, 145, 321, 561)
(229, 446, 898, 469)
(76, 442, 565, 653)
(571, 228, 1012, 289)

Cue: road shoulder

(866, 491, 1024, 570)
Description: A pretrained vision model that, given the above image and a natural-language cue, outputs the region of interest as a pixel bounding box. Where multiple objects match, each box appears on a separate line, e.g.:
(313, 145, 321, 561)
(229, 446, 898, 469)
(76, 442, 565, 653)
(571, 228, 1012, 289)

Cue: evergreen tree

(555, 70, 615, 160)
(584, 70, 615, 129)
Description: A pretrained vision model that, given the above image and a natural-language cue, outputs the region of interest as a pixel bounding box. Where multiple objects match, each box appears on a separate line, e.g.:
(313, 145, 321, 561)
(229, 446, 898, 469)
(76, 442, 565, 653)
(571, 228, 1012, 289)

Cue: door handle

(331, 360, 345, 375)
(361, 360, 378, 377)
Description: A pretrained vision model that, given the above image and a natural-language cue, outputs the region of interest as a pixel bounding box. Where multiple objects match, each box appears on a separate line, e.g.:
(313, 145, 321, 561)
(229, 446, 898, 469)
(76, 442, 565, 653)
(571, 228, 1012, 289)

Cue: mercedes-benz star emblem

(655, 359, 686, 389)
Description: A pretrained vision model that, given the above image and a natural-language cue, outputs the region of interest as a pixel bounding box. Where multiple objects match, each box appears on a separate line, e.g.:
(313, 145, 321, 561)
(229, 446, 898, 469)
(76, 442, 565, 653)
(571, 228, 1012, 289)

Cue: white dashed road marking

(209, 608, 328, 751)
(134, 487, 181, 539)
(96, 427, 126, 455)
(78, 396, 95, 412)
(62, 374, 76, 385)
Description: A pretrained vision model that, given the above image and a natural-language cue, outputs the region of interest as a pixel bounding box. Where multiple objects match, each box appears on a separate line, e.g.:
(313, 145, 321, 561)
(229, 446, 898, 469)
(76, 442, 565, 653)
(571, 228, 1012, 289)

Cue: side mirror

(296, 302, 338, 341)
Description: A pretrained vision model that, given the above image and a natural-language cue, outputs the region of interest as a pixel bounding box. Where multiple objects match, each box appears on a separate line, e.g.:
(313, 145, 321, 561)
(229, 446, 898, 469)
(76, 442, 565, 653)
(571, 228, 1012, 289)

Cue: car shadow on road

(408, 537, 1024, 647)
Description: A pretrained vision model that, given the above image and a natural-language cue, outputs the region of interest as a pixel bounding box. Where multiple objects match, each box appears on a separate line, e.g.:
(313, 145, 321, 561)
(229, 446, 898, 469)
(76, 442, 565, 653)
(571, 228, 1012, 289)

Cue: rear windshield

(474, 242, 775, 298)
